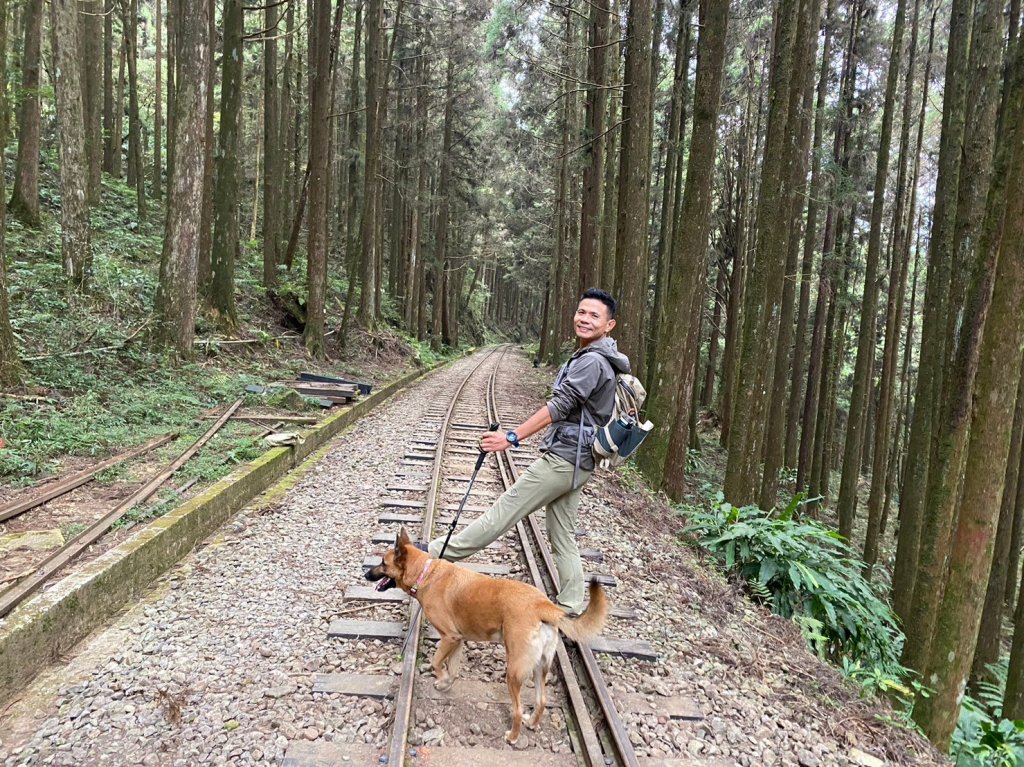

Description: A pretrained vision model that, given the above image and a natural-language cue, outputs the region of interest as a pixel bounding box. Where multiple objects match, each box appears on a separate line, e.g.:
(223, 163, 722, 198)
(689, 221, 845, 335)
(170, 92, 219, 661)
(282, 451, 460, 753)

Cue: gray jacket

(541, 336, 631, 472)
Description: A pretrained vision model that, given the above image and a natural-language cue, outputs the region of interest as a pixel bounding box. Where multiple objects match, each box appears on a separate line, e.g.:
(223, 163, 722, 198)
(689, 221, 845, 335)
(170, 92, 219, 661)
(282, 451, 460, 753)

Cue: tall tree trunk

(154, 0, 209, 358)
(723, 0, 803, 505)
(431, 52, 455, 352)
(262, 0, 279, 286)
(639, 0, 729, 498)
(303, 0, 333, 356)
(785, 0, 835, 471)
(915, 39, 1024, 744)
(103, 0, 114, 174)
(82, 0, 102, 203)
(0, 0, 18, 389)
(196, 0, 215, 290)
(599, 8, 620, 292)
(357, 0, 382, 329)
(121, 0, 146, 218)
(893, 0, 974, 628)
(648, 3, 693, 386)
(613, 0, 653, 372)
(9, 0, 42, 227)
(863, 0, 922, 569)
(209, 0, 242, 330)
(759, 0, 823, 510)
(701, 260, 725, 406)
(577, 0, 608, 295)
(113, 40, 125, 178)
(902, 0, 1003, 672)
(837, 0, 908, 540)
(154, 0, 162, 200)
(51, 0, 92, 288)
(972, 350, 1024, 686)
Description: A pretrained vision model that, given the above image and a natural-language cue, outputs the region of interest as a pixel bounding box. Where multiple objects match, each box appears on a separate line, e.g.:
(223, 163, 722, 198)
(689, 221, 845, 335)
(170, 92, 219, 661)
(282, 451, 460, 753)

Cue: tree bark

(578, 0, 609, 296)
(0, 0, 18, 389)
(893, 0, 974, 630)
(914, 36, 1024, 744)
(154, 0, 162, 200)
(51, 0, 92, 288)
(154, 0, 209, 358)
(972, 350, 1024, 686)
(613, 0, 653, 371)
(121, 0, 146, 219)
(902, 0, 1003, 673)
(82, 0, 102, 203)
(638, 0, 729, 498)
(9, 0, 42, 227)
(723, 0, 803, 505)
(209, 0, 243, 330)
(304, 0, 333, 356)
(356, 0, 383, 330)
(836, 0, 908, 541)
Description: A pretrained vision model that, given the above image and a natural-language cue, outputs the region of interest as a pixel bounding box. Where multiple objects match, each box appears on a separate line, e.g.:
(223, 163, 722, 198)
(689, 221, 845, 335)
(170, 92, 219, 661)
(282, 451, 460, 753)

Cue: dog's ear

(395, 527, 411, 560)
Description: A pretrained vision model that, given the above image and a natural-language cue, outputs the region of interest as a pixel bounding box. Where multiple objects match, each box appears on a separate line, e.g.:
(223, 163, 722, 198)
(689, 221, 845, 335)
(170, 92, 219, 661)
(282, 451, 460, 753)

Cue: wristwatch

(505, 430, 520, 448)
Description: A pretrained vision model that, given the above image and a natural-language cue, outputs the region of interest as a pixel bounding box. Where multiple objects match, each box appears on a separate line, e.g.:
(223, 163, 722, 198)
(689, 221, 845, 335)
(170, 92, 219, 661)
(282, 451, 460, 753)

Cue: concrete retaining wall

(0, 362, 437, 706)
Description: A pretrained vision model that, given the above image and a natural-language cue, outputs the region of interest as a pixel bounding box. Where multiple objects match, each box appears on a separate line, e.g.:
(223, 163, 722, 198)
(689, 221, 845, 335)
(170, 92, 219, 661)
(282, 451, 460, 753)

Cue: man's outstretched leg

(427, 454, 578, 560)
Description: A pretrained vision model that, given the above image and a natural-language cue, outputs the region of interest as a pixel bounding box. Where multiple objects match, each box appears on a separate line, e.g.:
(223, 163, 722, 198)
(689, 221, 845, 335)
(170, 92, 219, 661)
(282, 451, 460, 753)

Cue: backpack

(588, 373, 653, 469)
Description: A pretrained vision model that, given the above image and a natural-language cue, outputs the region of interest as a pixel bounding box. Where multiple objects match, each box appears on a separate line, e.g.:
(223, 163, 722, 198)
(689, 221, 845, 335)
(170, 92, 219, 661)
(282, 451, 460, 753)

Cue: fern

(682, 494, 903, 669)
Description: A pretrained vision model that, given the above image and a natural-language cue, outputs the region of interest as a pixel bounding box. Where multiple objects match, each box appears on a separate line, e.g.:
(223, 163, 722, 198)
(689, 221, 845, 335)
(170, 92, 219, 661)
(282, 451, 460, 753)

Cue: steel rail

(486, 369, 640, 767)
(385, 345, 507, 767)
(0, 433, 179, 523)
(0, 399, 243, 619)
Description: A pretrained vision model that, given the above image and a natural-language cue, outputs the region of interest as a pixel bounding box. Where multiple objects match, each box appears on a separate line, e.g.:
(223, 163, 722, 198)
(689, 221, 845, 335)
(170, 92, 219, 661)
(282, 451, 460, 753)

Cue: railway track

(283, 345, 662, 767)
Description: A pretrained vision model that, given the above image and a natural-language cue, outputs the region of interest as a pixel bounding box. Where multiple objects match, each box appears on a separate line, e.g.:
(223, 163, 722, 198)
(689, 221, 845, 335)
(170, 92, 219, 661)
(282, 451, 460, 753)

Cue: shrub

(681, 492, 904, 669)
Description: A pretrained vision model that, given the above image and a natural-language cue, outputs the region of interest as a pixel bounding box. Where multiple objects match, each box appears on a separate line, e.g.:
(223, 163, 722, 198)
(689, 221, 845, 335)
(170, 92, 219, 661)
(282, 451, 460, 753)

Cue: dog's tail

(557, 580, 608, 643)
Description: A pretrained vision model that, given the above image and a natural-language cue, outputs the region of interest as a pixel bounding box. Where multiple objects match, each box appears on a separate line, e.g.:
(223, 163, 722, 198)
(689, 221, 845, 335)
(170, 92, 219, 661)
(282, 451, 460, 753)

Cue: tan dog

(365, 527, 608, 743)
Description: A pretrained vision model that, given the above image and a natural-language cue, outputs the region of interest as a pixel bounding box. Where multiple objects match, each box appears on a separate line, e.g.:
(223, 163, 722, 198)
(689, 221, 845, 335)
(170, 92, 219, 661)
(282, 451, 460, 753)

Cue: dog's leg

(504, 668, 525, 744)
(528, 630, 557, 730)
(527, 660, 550, 730)
(432, 636, 462, 691)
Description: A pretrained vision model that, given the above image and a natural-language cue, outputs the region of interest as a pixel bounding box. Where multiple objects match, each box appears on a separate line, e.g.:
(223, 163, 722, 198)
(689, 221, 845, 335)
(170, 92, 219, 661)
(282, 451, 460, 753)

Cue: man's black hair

(580, 287, 617, 319)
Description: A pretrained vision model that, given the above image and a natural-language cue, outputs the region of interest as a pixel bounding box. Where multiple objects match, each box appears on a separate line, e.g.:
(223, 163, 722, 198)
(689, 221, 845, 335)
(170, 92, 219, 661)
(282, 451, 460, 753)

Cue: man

(425, 287, 630, 614)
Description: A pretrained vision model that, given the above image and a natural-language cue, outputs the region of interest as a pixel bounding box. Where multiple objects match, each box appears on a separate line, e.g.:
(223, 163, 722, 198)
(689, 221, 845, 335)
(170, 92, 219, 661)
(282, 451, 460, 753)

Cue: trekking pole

(438, 423, 499, 559)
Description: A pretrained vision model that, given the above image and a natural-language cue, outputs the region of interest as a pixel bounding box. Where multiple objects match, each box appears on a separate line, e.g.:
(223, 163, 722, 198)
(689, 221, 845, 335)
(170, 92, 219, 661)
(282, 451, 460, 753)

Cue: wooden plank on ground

(312, 672, 394, 697)
(579, 548, 604, 562)
(423, 747, 577, 767)
(327, 619, 404, 640)
(282, 741, 382, 767)
(381, 498, 427, 508)
(343, 585, 409, 603)
(441, 503, 490, 514)
(585, 572, 617, 587)
(362, 556, 510, 576)
(386, 484, 428, 492)
(378, 512, 423, 525)
(588, 636, 658, 661)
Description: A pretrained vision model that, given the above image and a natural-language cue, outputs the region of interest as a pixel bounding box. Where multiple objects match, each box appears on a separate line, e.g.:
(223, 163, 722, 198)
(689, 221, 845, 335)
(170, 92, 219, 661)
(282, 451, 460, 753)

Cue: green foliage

(951, 660, 1024, 767)
(681, 493, 904, 668)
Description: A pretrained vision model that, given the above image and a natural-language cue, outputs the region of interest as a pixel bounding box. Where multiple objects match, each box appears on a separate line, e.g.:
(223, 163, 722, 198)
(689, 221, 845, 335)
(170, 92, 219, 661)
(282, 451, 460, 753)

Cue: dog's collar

(409, 559, 432, 595)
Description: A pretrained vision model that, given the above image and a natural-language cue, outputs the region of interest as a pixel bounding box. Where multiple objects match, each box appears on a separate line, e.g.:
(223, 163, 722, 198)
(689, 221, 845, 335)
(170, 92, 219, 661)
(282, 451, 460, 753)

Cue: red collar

(409, 559, 432, 595)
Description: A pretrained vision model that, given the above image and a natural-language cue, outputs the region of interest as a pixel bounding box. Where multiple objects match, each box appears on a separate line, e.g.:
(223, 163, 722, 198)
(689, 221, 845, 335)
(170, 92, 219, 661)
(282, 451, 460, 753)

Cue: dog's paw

(433, 677, 454, 692)
(526, 713, 543, 731)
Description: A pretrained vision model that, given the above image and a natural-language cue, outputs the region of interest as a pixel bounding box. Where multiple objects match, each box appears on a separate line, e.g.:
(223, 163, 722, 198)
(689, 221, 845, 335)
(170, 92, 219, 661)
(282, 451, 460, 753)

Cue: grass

(0, 173, 458, 496)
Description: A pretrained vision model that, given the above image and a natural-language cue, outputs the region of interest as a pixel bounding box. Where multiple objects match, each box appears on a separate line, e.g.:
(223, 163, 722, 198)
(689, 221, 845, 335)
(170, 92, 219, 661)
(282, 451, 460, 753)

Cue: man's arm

(480, 405, 552, 453)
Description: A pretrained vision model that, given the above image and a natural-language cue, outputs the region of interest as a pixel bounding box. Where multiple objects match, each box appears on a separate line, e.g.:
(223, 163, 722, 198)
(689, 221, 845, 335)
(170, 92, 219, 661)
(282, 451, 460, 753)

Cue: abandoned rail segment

(0, 400, 243, 618)
(284, 345, 671, 767)
(0, 433, 179, 523)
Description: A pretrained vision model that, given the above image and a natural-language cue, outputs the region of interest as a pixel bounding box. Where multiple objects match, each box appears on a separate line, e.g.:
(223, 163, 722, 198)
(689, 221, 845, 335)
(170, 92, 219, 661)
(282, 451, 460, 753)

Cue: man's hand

(480, 431, 512, 453)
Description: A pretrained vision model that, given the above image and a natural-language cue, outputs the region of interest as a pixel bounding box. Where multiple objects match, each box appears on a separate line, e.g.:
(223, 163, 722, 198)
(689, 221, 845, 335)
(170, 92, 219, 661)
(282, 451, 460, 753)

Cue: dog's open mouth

(375, 576, 397, 591)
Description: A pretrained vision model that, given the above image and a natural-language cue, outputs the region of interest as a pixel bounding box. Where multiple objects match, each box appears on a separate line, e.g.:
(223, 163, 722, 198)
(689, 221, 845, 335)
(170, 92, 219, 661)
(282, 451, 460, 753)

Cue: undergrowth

(0, 175, 455, 489)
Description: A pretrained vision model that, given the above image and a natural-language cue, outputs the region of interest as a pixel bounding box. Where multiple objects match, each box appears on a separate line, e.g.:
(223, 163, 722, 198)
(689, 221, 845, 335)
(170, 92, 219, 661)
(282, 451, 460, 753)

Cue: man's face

(574, 298, 616, 345)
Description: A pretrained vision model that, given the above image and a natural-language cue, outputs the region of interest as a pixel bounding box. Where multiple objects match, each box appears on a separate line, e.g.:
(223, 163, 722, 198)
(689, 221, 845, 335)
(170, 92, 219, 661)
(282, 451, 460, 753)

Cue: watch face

(506, 431, 518, 445)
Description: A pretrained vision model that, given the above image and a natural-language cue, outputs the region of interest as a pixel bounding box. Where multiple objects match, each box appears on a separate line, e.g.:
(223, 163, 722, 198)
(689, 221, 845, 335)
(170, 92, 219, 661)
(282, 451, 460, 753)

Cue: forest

(0, 0, 1022, 758)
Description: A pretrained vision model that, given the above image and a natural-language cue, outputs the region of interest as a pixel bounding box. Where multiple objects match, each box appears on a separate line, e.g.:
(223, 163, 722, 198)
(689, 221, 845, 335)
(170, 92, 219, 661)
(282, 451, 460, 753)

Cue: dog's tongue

(375, 576, 396, 592)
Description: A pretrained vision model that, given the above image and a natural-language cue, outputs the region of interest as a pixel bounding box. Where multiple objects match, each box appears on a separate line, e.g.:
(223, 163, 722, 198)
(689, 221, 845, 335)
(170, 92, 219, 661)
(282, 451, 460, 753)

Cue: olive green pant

(427, 452, 593, 613)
